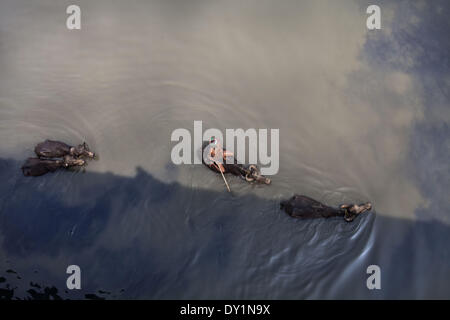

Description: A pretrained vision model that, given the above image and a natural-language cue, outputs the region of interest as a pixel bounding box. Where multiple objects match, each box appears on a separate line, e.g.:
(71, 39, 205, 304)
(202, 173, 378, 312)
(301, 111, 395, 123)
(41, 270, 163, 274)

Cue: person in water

(21, 155, 85, 177)
(280, 194, 372, 222)
(34, 140, 95, 159)
(203, 138, 236, 174)
(202, 138, 271, 184)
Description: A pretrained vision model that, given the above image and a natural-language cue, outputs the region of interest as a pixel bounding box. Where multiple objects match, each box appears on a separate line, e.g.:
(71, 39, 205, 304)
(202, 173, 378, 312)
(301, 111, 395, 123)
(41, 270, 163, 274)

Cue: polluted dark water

(1, 1, 450, 299)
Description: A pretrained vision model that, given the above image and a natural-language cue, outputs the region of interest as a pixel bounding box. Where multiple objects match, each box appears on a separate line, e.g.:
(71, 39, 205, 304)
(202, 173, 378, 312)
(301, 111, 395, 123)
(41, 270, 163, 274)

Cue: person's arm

(209, 159, 226, 173)
(223, 149, 234, 157)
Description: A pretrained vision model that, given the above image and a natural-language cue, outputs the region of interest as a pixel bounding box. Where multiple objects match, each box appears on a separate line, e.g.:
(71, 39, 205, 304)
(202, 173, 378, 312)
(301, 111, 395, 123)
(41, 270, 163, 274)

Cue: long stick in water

(215, 161, 231, 192)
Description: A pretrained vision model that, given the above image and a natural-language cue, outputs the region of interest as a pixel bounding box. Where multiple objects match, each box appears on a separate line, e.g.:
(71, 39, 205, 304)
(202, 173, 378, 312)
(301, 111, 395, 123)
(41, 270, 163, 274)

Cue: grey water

(0, 0, 449, 299)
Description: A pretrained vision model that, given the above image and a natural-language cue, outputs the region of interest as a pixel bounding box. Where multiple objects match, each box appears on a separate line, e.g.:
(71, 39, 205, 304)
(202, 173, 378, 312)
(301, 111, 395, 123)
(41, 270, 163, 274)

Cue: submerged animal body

(21, 156, 85, 177)
(280, 195, 372, 222)
(34, 140, 94, 159)
(22, 158, 63, 177)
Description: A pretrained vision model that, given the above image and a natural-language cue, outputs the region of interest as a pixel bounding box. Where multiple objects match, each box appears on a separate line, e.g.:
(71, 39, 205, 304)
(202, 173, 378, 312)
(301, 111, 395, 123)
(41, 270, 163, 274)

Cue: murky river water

(0, 0, 449, 299)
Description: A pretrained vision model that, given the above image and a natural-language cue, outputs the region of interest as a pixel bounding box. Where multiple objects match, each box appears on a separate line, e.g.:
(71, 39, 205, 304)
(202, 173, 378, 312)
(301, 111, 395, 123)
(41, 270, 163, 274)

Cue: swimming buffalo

(280, 195, 372, 222)
(21, 155, 85, 177)
(34, 140, 95, 159)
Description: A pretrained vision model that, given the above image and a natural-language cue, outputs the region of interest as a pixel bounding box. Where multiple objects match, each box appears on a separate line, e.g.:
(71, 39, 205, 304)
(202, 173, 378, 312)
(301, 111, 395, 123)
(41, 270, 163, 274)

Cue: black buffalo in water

(22, 140, 95, 177)
(21, 155, 85, 177)
(34, 140, 95, 159)
(280, 195, 372, 222)
(202, 139, 271, 185)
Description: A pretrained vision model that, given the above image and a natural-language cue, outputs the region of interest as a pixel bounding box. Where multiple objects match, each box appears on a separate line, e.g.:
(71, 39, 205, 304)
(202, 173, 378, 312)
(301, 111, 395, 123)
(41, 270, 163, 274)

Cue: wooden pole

(215, 161, 231, 192)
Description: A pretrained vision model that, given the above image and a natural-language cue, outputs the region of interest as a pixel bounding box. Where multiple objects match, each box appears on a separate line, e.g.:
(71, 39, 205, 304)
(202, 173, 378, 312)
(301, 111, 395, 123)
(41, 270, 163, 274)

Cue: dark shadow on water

(0, 157, 449, 299)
